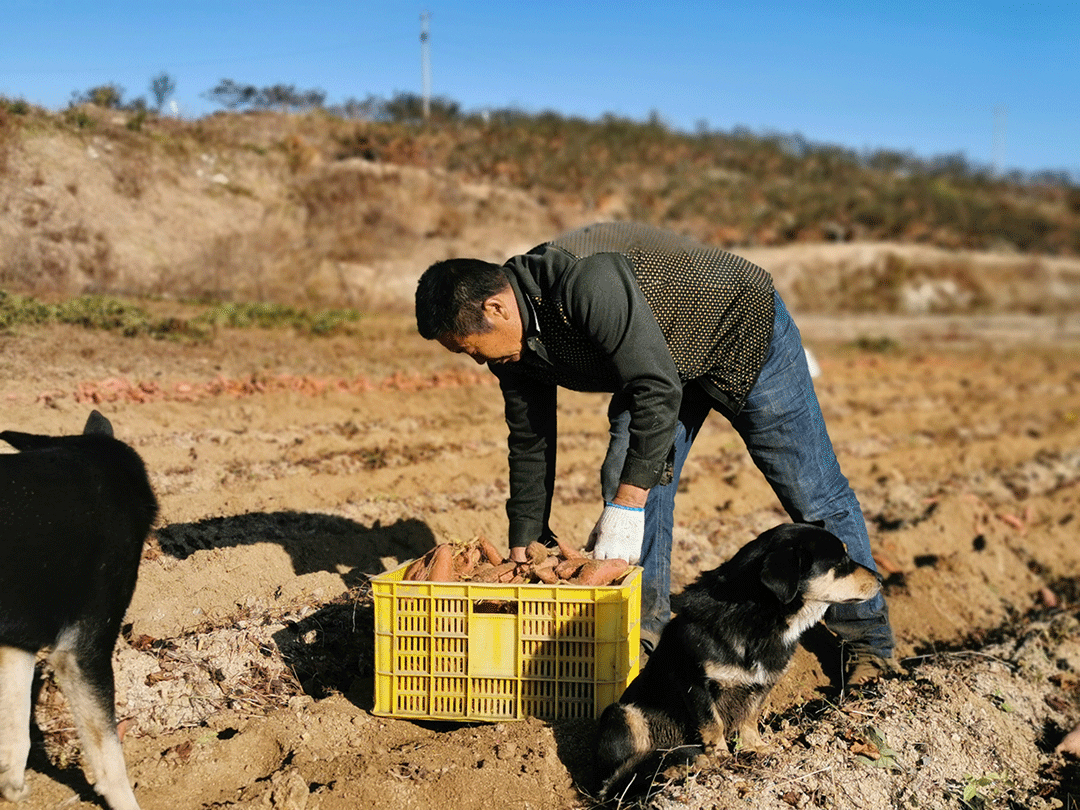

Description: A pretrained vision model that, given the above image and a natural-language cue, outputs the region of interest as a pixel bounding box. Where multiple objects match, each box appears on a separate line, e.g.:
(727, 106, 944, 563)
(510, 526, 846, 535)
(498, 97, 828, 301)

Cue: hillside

(2, 103, 1080, 810)
(2, 102, 1079, 312)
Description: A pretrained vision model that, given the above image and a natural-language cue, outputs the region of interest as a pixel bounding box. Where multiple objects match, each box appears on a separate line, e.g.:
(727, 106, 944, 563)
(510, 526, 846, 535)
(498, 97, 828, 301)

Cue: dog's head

(1, 410, 115, 452)
(757, 523, 881, 606)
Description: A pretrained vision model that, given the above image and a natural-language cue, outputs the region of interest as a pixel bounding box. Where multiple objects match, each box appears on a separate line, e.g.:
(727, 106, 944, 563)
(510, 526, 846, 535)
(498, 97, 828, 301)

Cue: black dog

(595, 523, 881, 800)
(0, 411, 157, 810)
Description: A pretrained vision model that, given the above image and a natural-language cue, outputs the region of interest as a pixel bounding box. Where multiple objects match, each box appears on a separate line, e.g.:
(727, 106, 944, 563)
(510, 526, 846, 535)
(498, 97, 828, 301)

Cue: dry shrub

(791, 252, 998, 315)
(0, 238, 65, 291)
(291, 166, 418, 267)
(0, 225, 114, 295)
(111, 152, 150, 199)
(282, 133, 322, 173)
(0, 103, 16, 173)
(162, 226, 293, 302)
(155, 216, 378, 307)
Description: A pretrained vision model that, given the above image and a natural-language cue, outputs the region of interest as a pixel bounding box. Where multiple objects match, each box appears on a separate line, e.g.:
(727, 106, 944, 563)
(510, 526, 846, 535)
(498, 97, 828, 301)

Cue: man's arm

(494, 368, 558, 552)
(611, 482, 648, 508)
(558, 253, 680, 564)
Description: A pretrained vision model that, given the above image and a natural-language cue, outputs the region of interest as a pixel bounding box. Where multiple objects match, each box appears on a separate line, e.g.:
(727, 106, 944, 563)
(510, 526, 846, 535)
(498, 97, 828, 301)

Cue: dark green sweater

(491, 222, 775, 548)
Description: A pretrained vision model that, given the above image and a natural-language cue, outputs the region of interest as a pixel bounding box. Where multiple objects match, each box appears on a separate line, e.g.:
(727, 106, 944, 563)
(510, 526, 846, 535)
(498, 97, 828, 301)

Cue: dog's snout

(806, 564, 882, 604)
(846, 567, 882, 602)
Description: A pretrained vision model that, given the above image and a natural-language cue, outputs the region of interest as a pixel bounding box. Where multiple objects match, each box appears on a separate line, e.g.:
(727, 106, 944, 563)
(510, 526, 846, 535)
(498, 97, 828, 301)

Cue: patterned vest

(519, 222, 775, 413)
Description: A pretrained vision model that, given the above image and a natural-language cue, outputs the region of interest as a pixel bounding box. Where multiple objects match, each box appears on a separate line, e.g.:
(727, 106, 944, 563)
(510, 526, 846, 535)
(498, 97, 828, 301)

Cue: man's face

(437, 319, 523, 365)
(437, 294, 524, 366)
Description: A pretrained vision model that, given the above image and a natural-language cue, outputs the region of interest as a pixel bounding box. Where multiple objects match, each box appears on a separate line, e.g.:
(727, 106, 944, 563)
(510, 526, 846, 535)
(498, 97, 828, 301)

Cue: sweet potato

(554, 557, 587, 581)
(473, 561, 517, 583)
(427, 543, 456, 582)
(403, 548, 436, 581)
(478, 535, 504, 565)
(571, 558, 630, 586)
(471, 561, 495, 580)
(525, 541, 552, 565)
(556, 538, 585, 560)
(533, 555, 559, 584)
(534, 553, 558, 573)
(454, 546, 481, 577)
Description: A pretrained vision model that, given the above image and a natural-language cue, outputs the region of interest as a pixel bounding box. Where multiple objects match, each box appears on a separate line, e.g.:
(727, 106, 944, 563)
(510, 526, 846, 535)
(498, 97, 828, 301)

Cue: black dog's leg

(49, 625, 140, 810)
(732, 690, 768, 752)
(0, 646, 36, 802)
(683, 681, 730, 758)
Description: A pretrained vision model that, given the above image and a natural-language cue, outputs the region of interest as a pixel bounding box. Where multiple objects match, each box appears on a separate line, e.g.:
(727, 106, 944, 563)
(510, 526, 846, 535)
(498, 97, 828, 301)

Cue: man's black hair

(415, 258, 509, 339)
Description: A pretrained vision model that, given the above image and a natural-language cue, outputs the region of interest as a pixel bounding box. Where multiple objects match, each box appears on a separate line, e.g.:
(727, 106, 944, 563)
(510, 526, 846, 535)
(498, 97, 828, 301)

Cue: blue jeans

(601, 291, 894, 657)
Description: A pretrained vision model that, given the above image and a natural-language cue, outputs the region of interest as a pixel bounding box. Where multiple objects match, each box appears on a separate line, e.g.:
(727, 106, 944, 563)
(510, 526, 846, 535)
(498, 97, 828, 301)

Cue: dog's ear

(83, 410, 114, 437)
(760, 549, 802, 604)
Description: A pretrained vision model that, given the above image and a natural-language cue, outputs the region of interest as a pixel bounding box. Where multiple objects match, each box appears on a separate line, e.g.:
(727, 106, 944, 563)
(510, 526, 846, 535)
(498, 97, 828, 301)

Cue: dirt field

(2, 298, 1080, 810)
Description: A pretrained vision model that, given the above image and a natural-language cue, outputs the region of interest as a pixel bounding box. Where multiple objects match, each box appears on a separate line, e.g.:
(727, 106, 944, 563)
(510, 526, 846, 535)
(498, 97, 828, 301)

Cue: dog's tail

(595, 703, 700, 802)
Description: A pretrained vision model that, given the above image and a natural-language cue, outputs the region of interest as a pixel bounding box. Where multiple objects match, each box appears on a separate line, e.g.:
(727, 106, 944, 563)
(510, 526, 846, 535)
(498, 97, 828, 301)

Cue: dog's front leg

(685, 682, 730, 760)
(734, 691, 769, 753)
(735, 722, 766, 752)
(699, 721, 730, 758)
(698, 708, 730, 759)
(0, 646, 36, 802)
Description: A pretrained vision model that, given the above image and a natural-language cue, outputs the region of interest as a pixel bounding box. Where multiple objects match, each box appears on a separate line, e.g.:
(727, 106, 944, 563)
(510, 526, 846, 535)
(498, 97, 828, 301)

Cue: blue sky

(3, 1, 1077, 176)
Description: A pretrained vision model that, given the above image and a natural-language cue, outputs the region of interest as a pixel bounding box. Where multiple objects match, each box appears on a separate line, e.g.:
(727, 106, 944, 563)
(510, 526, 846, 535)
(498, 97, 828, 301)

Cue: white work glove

(587, 502, 645, 565)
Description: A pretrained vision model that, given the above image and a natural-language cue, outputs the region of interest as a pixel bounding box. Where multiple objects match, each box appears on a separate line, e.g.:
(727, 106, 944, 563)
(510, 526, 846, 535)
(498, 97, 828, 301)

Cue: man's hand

(587, 502, 645, 564)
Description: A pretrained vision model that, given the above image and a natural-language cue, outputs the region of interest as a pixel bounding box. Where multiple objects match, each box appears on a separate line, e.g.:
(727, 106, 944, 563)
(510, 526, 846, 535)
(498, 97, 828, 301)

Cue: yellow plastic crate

(371, 560, 641, 722)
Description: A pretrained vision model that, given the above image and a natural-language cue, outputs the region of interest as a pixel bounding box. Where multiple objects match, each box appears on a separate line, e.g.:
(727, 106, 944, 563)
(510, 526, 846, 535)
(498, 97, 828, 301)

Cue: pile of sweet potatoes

(402, 536, 632, 587)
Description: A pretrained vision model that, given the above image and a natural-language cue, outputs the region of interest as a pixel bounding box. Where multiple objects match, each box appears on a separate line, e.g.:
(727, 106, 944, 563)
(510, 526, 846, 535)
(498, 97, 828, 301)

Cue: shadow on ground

(156, 511, 437, 587)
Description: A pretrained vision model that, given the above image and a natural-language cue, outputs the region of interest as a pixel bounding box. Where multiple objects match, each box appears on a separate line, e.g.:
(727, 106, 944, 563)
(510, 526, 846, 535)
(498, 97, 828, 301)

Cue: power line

(420, 11, 431, 120)
(993, 105, 1007, 175)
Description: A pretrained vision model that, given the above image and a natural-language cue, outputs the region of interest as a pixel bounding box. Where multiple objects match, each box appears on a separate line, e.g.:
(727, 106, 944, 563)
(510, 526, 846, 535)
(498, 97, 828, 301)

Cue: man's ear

(483, 291, 515, 322)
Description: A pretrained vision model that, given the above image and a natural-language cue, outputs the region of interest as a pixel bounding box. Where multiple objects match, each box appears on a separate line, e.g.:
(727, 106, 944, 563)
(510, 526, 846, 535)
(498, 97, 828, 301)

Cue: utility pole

(992, 105, 1007, 176)
(420, 11, 431, 121)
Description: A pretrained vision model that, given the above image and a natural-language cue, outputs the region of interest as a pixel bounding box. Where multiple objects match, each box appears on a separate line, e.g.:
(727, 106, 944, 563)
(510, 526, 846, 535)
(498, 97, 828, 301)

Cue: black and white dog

(0, 411, 157, 810)
(595, 523, 881, 801)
